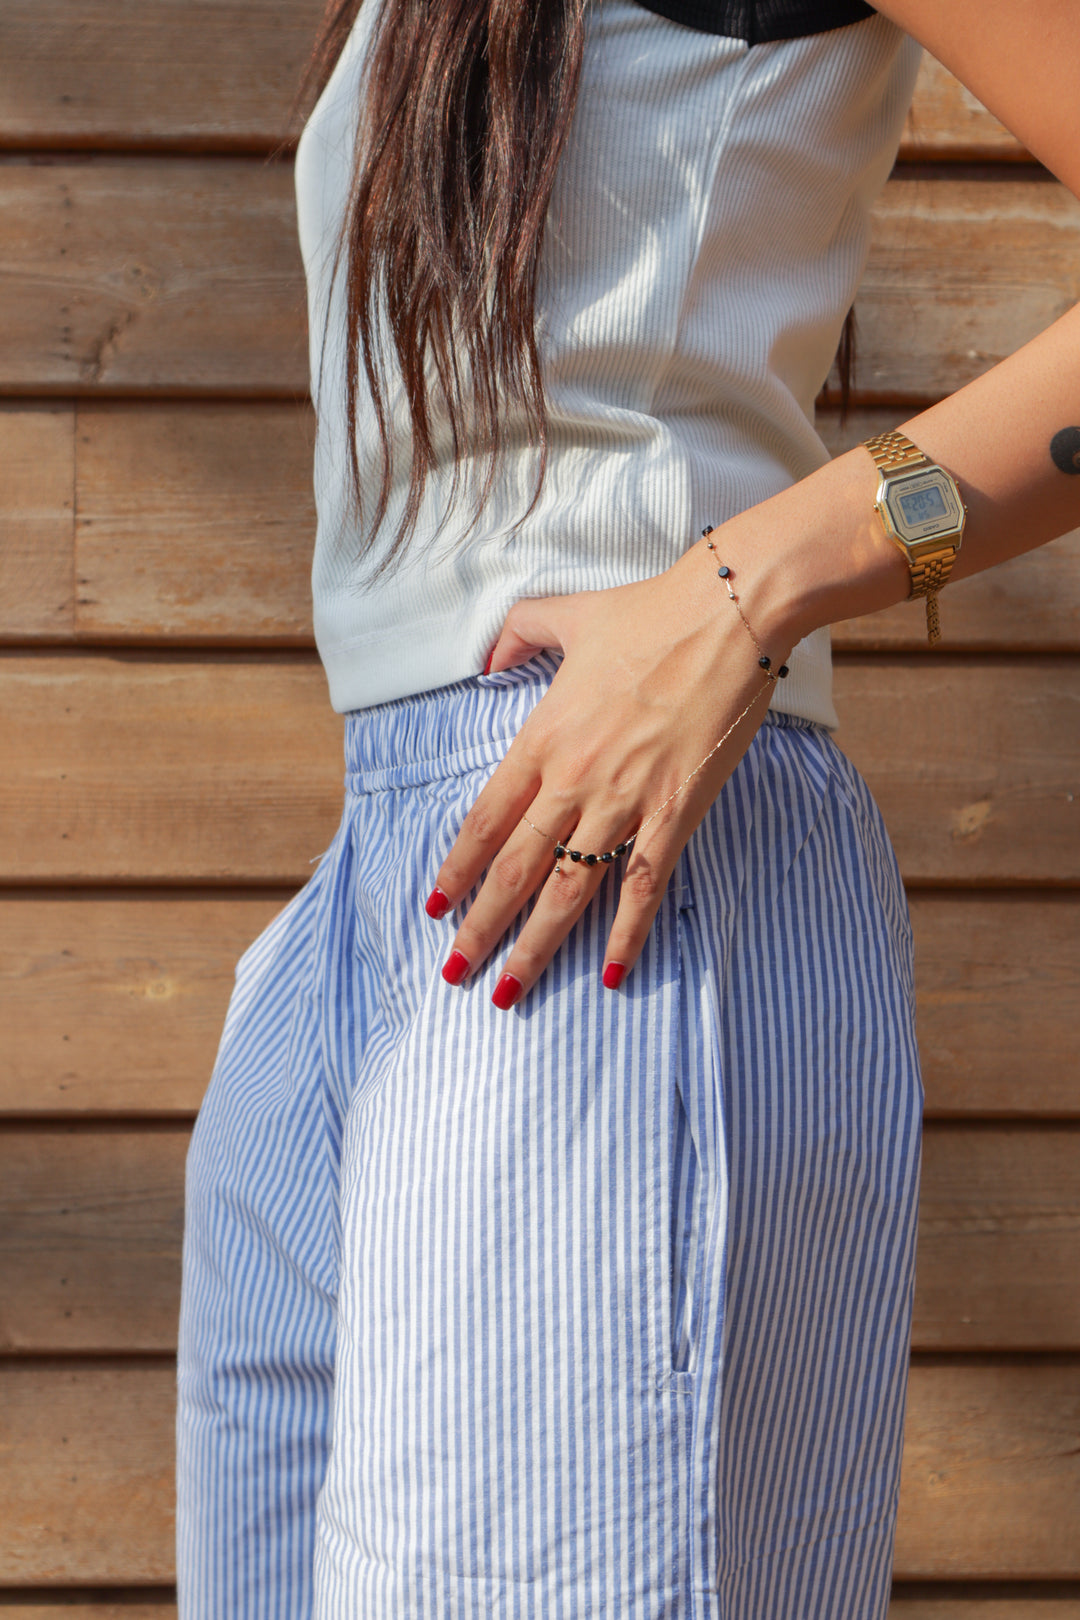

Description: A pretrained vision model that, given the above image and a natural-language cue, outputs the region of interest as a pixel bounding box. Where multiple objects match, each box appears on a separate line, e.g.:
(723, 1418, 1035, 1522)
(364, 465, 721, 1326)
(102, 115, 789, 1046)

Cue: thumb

(484, 594, 579, 675)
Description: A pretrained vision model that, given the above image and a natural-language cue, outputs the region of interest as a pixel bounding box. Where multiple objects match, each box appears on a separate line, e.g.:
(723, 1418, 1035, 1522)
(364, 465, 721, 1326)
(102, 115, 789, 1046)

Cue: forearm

(672, 299, 1080, 652)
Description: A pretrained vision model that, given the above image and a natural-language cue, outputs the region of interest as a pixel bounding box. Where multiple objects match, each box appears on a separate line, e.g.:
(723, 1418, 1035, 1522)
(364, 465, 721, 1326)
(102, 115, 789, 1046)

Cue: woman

(176, 1, 1080, 1614)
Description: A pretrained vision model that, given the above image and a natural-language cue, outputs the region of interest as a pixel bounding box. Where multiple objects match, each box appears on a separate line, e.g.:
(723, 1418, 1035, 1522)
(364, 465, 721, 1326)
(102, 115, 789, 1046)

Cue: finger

(599, 704, 772, 987)
(440, 806, 583, 989)
(597, 820, 683, 991)
(486, 813, 637, 1008)
(428, 743, 544, 919)
(485, 595, 580, 675)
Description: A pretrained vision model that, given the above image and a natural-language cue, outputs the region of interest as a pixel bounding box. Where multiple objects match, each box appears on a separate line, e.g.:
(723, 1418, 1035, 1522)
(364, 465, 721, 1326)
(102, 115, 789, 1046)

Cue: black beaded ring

(552, 834, 635, 876)
(517, 814, 637, 876)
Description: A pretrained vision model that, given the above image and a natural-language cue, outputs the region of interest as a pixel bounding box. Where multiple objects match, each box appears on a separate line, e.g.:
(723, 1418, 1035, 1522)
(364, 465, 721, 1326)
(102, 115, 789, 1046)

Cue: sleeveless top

(295, 1, 921, 725)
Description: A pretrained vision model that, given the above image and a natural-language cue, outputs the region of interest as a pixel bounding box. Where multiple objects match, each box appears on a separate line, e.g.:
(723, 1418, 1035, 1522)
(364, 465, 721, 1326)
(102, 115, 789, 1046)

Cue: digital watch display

(879, 466, 964, 547)
(862, 430, 967, 646)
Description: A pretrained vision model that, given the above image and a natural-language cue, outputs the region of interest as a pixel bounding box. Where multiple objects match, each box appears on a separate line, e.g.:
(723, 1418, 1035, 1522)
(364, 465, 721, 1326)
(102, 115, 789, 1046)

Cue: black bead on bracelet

(702, 527, 789, 680)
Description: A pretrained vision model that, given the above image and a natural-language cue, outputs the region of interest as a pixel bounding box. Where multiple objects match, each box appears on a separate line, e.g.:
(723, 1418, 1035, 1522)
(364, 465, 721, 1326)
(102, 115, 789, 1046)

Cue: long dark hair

(294, 0, 587, 578)
(293, 1, 855, 577)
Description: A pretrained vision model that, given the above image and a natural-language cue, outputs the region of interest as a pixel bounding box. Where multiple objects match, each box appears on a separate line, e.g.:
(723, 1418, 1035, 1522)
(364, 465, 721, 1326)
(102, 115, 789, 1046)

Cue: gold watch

(863, 429, 966, 645)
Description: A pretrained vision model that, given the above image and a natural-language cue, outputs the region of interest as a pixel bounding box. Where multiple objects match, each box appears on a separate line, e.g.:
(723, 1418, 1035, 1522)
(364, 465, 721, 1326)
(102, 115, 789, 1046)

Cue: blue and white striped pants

(177, 651, 922, 1619)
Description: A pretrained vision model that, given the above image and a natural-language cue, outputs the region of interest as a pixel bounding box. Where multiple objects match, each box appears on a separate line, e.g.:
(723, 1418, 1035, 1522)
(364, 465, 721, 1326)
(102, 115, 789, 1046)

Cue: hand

(424, 534, 794, 1008)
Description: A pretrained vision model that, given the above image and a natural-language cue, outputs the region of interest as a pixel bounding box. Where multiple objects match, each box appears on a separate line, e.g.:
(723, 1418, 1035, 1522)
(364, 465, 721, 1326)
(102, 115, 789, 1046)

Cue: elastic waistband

(344, 651, 819, 794)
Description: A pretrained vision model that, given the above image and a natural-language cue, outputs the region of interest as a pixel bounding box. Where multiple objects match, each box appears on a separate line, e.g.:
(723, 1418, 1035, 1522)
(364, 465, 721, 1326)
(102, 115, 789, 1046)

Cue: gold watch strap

(863, 428, 959, 645)
(863, 428, 932, 477)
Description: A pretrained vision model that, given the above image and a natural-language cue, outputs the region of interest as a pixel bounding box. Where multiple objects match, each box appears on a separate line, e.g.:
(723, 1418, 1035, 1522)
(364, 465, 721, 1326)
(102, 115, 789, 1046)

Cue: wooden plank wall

(1, 5, 1078, 1612)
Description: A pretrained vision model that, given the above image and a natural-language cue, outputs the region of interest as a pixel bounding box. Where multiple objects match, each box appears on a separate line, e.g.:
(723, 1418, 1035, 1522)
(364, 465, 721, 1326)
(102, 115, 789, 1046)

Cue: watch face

(897, 482, 948, 526)
(881, 468, 964, 546)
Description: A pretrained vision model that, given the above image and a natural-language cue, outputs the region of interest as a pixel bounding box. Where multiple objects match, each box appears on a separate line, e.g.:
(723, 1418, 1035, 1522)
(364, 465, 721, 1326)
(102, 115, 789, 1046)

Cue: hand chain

(520, 529, 791, 875)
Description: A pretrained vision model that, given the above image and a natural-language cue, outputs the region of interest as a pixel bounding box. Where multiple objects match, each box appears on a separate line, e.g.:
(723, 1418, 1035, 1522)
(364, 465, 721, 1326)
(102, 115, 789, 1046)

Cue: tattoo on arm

(1050, 426, 1080, 474)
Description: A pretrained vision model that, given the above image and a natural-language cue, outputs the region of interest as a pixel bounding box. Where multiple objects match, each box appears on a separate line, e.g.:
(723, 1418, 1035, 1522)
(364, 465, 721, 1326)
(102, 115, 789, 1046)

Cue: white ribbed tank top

(295, 2, 921, 724)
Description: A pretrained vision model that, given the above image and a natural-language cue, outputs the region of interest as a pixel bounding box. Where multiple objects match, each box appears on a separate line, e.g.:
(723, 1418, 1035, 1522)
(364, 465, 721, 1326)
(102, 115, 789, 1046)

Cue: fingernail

(425, 886, 450, 919)
(602, 961, 626, 990)
(482, 649, 494, 676)
(442, 949, 471, 986)
(492, 972, 523, 1010)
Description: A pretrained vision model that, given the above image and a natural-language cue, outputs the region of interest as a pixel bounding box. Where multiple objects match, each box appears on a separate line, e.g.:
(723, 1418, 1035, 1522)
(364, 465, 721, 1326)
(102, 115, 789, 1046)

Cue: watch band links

(863, 428, 959, 646)
(863, 428, 931, 477)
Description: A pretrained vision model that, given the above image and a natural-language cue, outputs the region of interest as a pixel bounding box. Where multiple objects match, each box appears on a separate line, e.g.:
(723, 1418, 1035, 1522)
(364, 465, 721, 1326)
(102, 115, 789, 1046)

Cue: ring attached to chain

(520, 817, 635, 876)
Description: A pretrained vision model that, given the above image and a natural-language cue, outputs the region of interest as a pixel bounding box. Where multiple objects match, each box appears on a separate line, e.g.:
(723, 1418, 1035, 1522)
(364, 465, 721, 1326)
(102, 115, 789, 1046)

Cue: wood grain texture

(8, 652, 1076, 886)
(0, 892, 286, 1114)
(2, 1125, 1076, 1354)
(0, 1600, 175, 1613)
(0, 160, 306, 396)
(899, 56, 1027, 163)
(833, 179, 1080, 404)
(831, 658, 1079, 887)
(819, 408, 1080, 654)
(0, 402, 1070, 651)
(0, 0, 322, 152)
(0, 13, 1014, 164)
(0, 1128, 186, 1354)
(0, 1605, 176, 1618)
(894, 1361, 1080, 1579)
(915, 1126, 1080, 1351)
(1, 167, 1076, 400)
(0, 407, 74, 640)
(889, 1591, 1080, 1619)
(2, 892, 1074, 1117)
(1, 1361, 1076, 1582)
(1, 653, 344, 883)
(909, 893, 1080, 1119)
(75, 402, 316, 643)
(0, 1362, 176, 1584)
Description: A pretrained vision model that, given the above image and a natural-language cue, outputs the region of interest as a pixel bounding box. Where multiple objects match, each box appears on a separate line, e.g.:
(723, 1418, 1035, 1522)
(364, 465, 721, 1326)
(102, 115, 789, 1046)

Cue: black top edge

(631, 0, 877, 44)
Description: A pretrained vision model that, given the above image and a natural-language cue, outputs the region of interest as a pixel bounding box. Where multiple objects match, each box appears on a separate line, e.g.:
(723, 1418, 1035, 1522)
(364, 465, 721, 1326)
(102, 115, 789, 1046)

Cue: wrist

(769, 449, 914, 645)
(673, 449, 914, 653)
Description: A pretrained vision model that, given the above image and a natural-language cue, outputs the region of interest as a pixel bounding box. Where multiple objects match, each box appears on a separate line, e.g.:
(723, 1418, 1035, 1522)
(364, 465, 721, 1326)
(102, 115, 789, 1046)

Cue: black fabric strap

(632, 0, 876, 44)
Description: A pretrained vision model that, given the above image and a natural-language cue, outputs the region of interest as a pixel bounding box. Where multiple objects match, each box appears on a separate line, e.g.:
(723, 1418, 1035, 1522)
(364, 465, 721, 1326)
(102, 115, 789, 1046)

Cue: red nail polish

(482, 649, 494, 676)
(492, 972, 523, 1010)
(442, 949, 470, 986)
(602, 961, 626, 990)
(425, 887, 450, 919)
